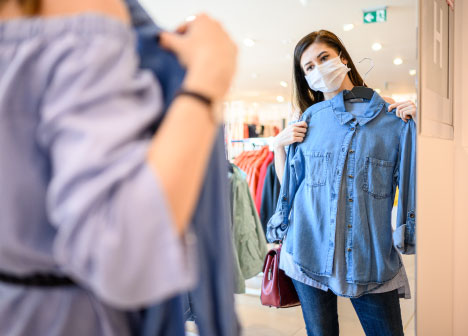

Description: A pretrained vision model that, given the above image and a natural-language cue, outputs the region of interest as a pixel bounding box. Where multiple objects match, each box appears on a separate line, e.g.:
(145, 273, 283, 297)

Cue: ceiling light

(409, 69, 417, 76)
(243, 38, 255, 47)
(393, 57, 403, 65)
(371, 42, 382, 51)
(299, 0, 309, 6)
(276, 95, 285, 103)
(343, 24, 355, 32)
(253, 102, 259, 108)
(375, 88, 382, 94)
(185, 15, 196, 22)
(251, 73, 258, 79)
(280, 81, 288, 88)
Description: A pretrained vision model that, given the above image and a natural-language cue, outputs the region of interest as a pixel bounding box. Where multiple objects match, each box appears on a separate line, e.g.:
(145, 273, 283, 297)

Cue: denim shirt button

(350, 127, 355, 131)
(409, 213, 415, 218)
(347, 248, 352, 252)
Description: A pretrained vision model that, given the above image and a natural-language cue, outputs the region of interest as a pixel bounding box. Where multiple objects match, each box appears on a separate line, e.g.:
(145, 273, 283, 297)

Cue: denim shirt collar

(329, 90, 387, 126)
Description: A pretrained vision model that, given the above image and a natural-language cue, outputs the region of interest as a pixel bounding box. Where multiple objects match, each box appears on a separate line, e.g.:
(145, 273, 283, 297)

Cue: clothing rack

(231, 137, 275, 152)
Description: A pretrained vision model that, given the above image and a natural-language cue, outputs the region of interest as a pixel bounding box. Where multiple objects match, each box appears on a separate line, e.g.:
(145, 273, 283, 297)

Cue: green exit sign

(363, 7, 387, 24)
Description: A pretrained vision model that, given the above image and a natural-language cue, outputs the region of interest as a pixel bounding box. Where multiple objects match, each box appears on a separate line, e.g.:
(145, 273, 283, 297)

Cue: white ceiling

(139, 0, 418, 103)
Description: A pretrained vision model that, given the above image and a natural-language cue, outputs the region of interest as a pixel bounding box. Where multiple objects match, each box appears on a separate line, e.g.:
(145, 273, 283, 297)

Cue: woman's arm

(150, 14, 237, 235)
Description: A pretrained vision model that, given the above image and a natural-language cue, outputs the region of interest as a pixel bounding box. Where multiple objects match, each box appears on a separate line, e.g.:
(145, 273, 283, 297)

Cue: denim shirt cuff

(393, 211, 416, 255)
(266, 211, 288, 243)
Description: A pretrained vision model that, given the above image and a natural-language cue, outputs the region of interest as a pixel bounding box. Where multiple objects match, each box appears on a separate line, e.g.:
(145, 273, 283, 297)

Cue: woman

(0, 0, 236, 335)
(267, 30, 416, 336)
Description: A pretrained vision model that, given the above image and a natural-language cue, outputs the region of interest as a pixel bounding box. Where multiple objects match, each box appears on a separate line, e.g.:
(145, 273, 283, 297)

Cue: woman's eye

(321, 55, 328, 62)
(307, 65, 314, 71)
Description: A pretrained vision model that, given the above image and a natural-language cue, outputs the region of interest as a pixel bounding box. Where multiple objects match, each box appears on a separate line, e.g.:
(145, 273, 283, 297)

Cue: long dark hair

(0, 0, 41, 15)
(292, 30, 365, 114)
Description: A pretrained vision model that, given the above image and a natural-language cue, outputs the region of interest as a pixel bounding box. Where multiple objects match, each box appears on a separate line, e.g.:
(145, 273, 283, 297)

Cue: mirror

(141, 0, 417, 335)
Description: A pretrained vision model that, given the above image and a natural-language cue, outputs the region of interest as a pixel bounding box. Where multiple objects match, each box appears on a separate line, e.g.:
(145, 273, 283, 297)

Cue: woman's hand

(273, 121, 308, 149)
(388, 100, 417, 123)
(160, 14, 237, 104)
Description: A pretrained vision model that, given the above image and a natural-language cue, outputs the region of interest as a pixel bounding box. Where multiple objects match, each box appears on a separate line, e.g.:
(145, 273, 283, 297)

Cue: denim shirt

(267, 90, 416, 285)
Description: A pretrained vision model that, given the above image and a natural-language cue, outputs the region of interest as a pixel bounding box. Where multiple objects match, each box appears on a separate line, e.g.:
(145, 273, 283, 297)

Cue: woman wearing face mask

(273, 47, 416, 184)
(267, 30, 416, 336)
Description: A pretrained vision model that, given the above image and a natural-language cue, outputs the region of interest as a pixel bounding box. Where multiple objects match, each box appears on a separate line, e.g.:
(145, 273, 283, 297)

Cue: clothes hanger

(344, 58, 375, 101)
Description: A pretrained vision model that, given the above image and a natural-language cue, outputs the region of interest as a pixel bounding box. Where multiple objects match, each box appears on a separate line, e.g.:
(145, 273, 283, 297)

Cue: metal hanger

(344, 57, 375, 101)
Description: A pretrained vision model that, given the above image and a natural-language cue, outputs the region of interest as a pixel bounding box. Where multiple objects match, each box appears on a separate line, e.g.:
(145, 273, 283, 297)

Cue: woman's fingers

(388, 101, 411, 111)
(400, 107, 415, 118)
(294, 121, 308, 127)
(294, 126, 307, 134)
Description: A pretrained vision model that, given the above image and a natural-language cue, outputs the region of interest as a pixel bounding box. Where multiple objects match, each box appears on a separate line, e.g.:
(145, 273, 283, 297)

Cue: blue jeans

(292, 279, 404, 336)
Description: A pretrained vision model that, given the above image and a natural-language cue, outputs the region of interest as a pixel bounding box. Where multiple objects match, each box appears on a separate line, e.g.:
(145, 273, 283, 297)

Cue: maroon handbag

(260, 245, 300, 308)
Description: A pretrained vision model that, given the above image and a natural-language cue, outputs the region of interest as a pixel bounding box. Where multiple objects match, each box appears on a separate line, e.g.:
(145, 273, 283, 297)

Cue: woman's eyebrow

(315, 51, 328, 59)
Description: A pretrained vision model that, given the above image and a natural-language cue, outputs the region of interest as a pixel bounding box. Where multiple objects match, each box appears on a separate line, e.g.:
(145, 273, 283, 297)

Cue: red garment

(273, 126, 280, 136)
(248, 147, 269, 196)
(243, 124, 249, 139)
(255, 151, 274, 213)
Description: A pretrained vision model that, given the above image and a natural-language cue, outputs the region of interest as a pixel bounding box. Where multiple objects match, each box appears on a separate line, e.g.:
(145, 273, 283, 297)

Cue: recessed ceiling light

(372, 42, 382, 51)
(409, 69, 417, 76)
(343, 24, 354, 31)
(251, 73, 258, 79)
(253, 102, 259, 108)
(393, 57, 403, 65)
(280, 81, 288, 88)
(276, 95, 285, 103)
(185, 15, 196, 22)
(243, 38, 255, 47)
(375, 88, 382, 94)
(299, 0, 309, 6)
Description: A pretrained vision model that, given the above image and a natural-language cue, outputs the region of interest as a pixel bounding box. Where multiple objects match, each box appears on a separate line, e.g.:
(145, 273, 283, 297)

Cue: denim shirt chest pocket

(361, 157, 395, 199)
(304, 151, 331, 187)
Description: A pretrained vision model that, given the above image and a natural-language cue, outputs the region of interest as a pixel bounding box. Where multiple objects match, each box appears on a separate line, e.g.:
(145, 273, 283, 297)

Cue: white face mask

(304, 54, 351, 93)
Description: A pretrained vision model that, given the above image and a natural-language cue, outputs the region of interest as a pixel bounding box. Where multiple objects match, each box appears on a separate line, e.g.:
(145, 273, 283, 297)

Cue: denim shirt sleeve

(393, 119, 416, 254)
(266, 143, 302, 243)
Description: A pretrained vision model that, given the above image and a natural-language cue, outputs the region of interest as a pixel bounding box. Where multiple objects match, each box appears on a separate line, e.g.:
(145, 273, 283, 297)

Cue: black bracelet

(175, 90, 213, 109)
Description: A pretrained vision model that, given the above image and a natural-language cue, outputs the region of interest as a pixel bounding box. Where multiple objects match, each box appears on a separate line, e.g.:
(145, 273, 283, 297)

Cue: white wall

(416, 1, 468, 335)
(452, 0, 468, 334)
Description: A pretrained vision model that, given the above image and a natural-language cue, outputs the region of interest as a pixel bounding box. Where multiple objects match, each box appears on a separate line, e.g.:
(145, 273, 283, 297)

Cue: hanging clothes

(260, 162, 281, 236)
(254, 151, 275, 213)
(124, 1, 240, 335)
(233, 147, 272, 201)
(229, 165, 268, 293)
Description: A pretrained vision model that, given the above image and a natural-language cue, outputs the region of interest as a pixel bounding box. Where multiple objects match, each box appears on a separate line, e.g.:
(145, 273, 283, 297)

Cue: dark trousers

(292, 279, 404, 336)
